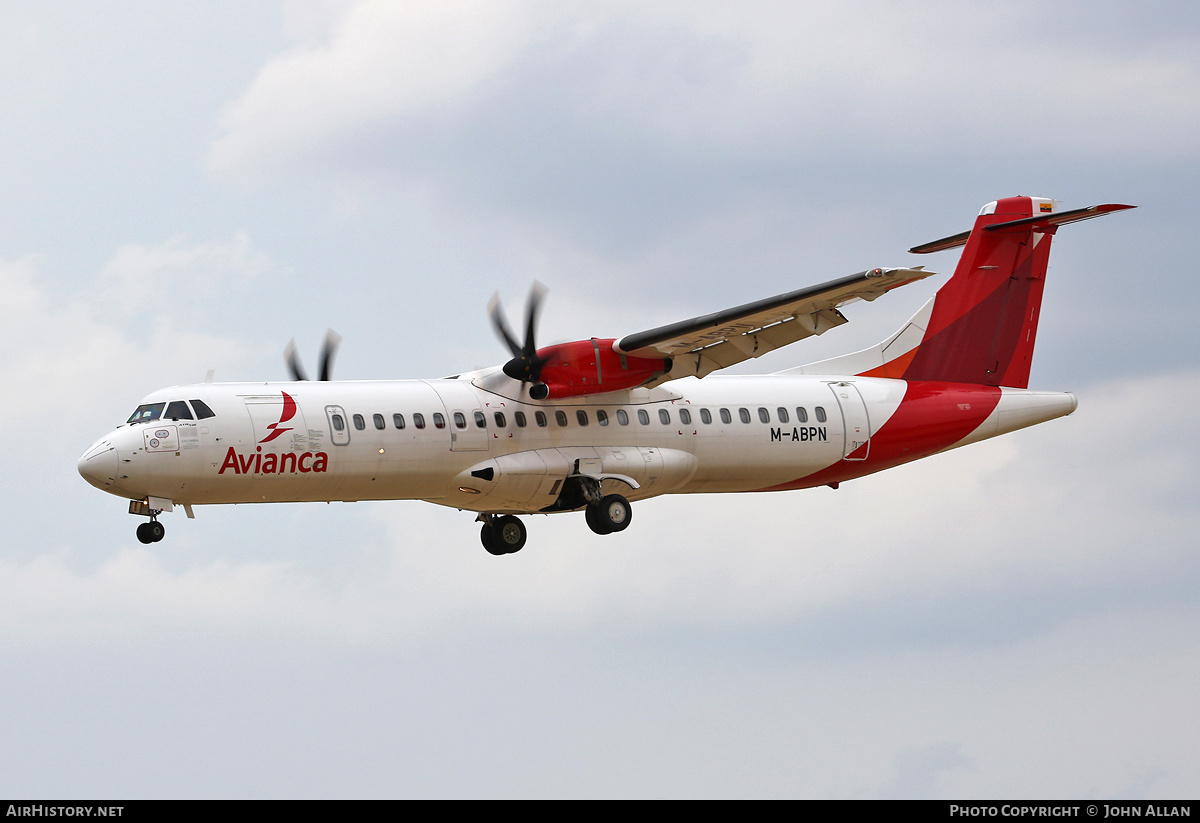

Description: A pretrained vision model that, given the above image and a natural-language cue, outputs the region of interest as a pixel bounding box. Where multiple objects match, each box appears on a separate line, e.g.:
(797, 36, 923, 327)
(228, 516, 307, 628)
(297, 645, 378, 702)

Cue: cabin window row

(329, 405, 827, 433)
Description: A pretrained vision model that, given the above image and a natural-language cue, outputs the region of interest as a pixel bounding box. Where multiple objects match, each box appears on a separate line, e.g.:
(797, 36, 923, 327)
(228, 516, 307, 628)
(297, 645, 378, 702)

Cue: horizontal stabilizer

(910, 203, 1135, 254)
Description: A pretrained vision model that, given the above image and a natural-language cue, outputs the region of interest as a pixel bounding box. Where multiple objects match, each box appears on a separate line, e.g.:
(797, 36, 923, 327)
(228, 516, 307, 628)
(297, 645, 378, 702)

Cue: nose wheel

(136, 520, 165, 544)
(479, 514, 527, 555)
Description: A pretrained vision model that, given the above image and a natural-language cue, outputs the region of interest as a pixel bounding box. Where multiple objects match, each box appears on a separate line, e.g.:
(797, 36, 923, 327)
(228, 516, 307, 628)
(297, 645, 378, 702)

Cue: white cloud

(96, 231, 273, 318)
(210, 0, 545, 178)
(210, 0, 1200, 183)
(0, 239, 264, 438)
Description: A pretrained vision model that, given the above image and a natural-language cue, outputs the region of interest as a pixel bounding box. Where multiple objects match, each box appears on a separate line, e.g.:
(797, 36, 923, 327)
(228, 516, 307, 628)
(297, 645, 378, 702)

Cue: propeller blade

(488, 294, 524, 359)
(284, 339, 309, 381)
(522, 281, 547, 356)
(318, 329, 342, 381)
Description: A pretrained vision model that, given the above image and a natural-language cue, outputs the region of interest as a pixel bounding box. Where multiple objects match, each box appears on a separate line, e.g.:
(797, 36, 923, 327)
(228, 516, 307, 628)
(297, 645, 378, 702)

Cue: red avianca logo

(219, 446, 328, 475)
(218, 391, 329, 475)
(259, 391, 297, 443)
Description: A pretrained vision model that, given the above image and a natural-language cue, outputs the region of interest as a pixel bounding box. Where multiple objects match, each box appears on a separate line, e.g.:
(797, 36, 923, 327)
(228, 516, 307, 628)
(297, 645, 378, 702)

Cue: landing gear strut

(585, 494, 632, 536)
(479, 514, 527, 555)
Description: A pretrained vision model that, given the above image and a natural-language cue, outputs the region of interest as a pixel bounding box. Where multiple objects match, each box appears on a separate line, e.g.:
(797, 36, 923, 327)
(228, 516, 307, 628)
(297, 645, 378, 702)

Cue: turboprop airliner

(78, 197, 1132, 554)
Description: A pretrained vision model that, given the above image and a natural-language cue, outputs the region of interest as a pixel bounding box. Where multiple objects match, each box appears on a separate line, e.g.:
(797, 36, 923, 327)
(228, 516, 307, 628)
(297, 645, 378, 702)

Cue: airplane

(78, 196, 1133, 554)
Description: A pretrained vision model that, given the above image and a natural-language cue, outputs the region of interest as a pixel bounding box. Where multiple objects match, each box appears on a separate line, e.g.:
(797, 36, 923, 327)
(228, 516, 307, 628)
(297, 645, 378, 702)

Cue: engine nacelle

(531, 338, 669, 399)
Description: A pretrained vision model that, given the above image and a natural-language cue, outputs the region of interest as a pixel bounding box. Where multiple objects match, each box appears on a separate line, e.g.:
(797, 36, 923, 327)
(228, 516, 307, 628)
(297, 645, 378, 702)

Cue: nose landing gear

(136, 519, 165, 544)
(129, 499, 166, 544)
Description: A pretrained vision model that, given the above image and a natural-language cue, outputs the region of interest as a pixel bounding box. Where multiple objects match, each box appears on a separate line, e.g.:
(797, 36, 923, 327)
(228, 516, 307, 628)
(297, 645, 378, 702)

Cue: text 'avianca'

(217, 446, 330, 475)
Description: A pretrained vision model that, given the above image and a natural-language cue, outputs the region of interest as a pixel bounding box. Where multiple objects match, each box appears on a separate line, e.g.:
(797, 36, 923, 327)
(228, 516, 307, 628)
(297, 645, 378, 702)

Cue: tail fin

(799, 197, 1134, 388)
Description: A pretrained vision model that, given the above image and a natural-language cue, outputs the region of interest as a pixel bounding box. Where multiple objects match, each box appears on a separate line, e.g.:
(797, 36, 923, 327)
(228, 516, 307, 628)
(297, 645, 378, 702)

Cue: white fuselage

(77, 369, 1076, 516)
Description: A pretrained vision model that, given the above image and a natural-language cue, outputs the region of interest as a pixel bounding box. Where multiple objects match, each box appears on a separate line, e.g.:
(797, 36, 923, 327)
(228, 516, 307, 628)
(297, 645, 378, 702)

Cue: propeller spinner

(284, 329, 343, 381)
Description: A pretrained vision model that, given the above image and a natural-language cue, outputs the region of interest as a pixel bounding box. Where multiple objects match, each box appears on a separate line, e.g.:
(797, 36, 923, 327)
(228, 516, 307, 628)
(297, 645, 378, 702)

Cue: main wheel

(589, 494, 632, 534)
(481, 523, 506, 556)
(585, 504, 613, 535)
(493, 515, 527, 554)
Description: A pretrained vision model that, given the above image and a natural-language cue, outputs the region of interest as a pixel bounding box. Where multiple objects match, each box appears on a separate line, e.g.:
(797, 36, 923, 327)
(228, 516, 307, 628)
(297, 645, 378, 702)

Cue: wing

(615, 267, 935, 382)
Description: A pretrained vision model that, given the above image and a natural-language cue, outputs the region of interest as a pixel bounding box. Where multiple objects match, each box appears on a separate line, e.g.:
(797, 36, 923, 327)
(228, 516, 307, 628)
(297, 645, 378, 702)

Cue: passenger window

(515, 411, 527, 428)
(454, 412, 467, 429)
(815, 406, 827, 423)
(658, 409, 670, 424)
(637, 409, 650, 425)
(332, 414, 345, 431)
(576, 410, 588, 426)
(475, 411, 487, 429)
(739, 408, 751, 424)
(597, 410, 609, 426)
(758, 407, 770, 424)
(393, 413, 405, 429)
(617, 409, 629, 426)
(414, 413, 426, 429)
(189, 399, 216, 420)
(433, 413, 446, 429)
(555, 410, 568, 427)
(679, 408, 691, 425)
(494, 412, 507, 427)
(700, 408, 712, 424)
(720, 408, 731, 424)
(777, 407, 789, 423)
(535, 411, 547, 427)
(165, 400, 193, 421)
(353, 414, 365, 431)
(796, 407, 808, 423)
(373, 413, 385, 430)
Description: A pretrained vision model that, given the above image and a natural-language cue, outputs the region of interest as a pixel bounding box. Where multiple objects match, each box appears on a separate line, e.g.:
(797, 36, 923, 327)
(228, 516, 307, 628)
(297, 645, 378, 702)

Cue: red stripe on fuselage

(755, 380, 1002, 491)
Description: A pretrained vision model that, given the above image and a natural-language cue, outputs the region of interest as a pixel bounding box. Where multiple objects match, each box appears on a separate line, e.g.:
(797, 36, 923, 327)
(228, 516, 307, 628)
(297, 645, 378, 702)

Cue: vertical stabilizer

(794, 198, 1133, 388)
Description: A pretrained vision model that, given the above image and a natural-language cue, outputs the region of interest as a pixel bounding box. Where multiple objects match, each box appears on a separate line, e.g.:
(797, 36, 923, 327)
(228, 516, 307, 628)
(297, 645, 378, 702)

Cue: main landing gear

(584, 494, 632, 536)
(479, 514, 527, 555)
(476, 493, 633, 555)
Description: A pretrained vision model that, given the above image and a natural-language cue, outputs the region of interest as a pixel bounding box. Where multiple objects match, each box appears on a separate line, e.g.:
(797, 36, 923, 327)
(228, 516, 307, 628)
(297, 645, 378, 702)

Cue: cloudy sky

(2, 0, 1198, 798)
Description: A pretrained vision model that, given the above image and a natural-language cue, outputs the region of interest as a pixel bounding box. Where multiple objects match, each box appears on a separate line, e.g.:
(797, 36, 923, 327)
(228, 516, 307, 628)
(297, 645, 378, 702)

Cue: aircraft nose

(78, 438, 119, 491)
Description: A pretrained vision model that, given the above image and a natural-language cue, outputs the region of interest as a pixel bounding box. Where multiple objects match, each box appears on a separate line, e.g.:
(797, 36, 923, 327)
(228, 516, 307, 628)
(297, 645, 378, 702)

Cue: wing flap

(616, 267, 934, 381)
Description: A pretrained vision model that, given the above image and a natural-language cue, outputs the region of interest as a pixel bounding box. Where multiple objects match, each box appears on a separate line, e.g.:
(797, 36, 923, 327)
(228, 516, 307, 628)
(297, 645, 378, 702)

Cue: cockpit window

(190, 399, 216, 420)
(164, 400, 193, 420)
(127, 403, 165, 424)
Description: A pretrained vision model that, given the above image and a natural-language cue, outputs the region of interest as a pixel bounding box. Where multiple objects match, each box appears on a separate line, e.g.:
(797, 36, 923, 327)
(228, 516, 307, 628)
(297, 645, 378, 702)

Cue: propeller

(284, 329, 343, 381)
(488, 282, 552, 397)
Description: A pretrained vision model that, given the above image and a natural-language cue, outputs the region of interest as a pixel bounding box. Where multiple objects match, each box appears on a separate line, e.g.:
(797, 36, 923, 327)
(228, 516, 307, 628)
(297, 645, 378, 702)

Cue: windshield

(127, 403, 165, 424)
